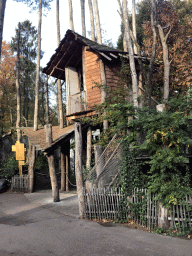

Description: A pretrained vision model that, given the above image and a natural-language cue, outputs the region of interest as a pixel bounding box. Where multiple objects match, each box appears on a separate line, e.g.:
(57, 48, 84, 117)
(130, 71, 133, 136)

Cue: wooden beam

(55, 67, 66, 72)
(109, 53, 118, 59)
(47, 41, 74, 79)
(99, 52, 112, 61)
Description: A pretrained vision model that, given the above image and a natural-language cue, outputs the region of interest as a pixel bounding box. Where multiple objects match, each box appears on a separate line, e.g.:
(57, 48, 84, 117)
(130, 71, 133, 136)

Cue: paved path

(0, 190, 191, 256)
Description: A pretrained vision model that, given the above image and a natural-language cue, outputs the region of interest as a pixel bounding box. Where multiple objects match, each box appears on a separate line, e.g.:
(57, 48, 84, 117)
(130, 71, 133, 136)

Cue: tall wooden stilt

(45, 124, 60, 202)
(28, 141, 36, 193)
(60, 140, 70, 192)
(75, 122, 85, 218)
(66, 145, 70, 192)
(60, 146, 66, 191)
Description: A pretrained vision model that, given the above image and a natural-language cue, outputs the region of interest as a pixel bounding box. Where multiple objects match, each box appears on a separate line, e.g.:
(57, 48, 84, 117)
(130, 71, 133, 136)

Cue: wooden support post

(60, 140, 70, 192)
(75, 122, 85, 218)
(94, 144, 104, 188)
(28, 141, 36, 193)
(60, 146, 66, 191)
(86, 126, 92, 169)
(45, 124, 60, 202)
(66, 144, 70, 192)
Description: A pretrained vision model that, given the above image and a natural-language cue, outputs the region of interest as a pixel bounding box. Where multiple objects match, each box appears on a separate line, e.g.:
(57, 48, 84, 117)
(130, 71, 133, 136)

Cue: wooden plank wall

(105, 63, 121, 91)
(84, 48, 121, 111)
(84, 47, 102, 109)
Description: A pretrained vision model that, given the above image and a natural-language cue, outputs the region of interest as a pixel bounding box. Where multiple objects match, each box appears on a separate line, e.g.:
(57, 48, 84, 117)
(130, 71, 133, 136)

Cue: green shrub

(0, 154, 19, 184)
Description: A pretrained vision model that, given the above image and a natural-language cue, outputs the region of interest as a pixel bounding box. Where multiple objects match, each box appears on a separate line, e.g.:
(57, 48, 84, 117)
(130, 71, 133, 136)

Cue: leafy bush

(0, 154, 19, 184)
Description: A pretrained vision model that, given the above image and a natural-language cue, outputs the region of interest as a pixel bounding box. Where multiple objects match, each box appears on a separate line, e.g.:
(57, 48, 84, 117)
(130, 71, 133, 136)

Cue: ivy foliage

(112, 95, 192, 208)
(85, 90, 192, 209)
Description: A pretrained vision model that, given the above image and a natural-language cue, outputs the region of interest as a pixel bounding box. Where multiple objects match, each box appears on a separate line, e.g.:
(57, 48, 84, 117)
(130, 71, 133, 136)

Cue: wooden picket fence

(84, 188, 192, 230)
(169, 195, 192, 231)
(11, 175, 29, 193)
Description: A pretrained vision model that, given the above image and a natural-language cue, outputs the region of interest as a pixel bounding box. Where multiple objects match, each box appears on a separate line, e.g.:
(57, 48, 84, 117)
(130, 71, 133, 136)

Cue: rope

(68, 180, 76, 187)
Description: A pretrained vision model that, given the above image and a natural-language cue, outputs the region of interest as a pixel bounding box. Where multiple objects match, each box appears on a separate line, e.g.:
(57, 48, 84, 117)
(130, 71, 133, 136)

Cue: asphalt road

(0, 191, 191, 256)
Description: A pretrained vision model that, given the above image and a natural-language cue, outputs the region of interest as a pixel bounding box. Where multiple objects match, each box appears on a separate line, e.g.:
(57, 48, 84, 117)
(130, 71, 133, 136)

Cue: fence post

(158, 201, 169, 229)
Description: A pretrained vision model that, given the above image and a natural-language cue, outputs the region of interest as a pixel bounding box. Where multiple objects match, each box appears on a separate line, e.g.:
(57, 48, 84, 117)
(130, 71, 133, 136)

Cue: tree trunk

(146, 0, 157, 108)
(158, 201, 169, 229)
(93, 0, 102, 44)
(157, 24, 171, 102)
(56, 0, 60, 46)
(0, 0, 6, 60)
(88, 0, 95, 41)
(92, 0, 108, 129)
(56, 0, 64, 128)
(122, 0, 138, 107)
(94, 144, 104, 188)
(99, 59, 108, 130)
(34, 0, 42, 131)
(28, 142, 35, 193)
(86, 126, 92, 169)
(45, 79, 49, 124)
(8, 89, 13, 127)
(80, 0, 86, 37)
(16, 22, 21, 142)
(68, 0, 74, 31)
(57, 80, 64, 128)
(45, 124, 60, 202)
(132, 0, 137, 54)
(75, 122, 85, 218)
(117, 0, 128, 52)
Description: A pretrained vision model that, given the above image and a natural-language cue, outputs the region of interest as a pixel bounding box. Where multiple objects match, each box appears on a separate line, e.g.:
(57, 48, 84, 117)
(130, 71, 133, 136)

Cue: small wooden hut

(43, 29, 129, 123)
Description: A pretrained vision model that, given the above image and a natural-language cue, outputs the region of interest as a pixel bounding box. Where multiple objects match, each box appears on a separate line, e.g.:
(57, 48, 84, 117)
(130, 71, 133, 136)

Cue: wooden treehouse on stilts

(19, 29, 145, 212)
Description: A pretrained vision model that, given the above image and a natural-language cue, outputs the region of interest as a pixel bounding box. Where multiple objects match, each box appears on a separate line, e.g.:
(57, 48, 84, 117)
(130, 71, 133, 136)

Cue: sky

(3, 0, 130, 68)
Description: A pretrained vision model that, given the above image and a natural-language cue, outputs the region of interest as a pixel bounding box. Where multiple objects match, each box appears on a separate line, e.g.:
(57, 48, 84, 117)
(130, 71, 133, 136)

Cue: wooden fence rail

(84, 188, 192, 230)
(11, 175, 29, 193)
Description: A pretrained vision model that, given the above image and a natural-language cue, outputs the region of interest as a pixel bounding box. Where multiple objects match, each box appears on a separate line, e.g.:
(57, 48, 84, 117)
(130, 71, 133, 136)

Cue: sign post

(12, 141, 26, 176)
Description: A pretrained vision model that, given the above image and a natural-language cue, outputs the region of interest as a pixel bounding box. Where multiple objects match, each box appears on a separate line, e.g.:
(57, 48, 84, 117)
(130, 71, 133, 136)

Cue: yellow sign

(12, 141, 26, 176)
(12, 141, 26, 161)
